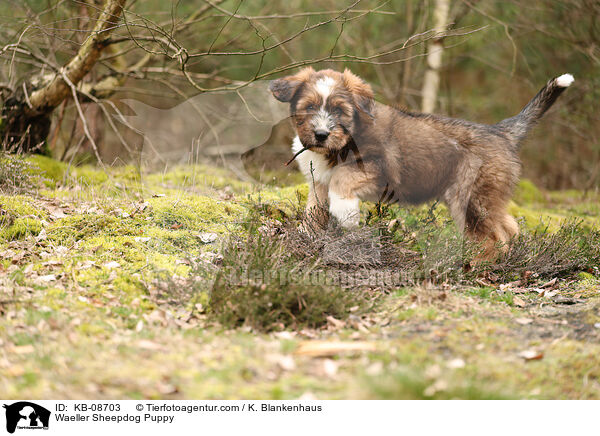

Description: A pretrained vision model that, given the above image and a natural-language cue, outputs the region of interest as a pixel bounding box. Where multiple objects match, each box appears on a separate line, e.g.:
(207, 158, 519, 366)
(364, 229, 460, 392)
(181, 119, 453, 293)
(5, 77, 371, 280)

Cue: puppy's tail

(496, 73, 574, 146)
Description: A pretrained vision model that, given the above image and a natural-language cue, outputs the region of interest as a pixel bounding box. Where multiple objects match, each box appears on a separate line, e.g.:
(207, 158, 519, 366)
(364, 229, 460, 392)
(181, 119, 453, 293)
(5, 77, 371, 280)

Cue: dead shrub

(206, 222, 376, 332)
(0, 153, 37, 193)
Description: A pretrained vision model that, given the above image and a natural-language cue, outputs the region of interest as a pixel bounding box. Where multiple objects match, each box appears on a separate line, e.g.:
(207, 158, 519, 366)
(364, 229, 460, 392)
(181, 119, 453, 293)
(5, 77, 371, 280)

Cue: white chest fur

(292, 136, 359, 228)
(291, 136, 333, 185)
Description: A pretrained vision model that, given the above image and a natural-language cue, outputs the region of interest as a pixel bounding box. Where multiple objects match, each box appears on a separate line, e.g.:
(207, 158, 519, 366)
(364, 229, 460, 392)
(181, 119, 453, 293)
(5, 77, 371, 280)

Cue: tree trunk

(421, 0, 450, 114)
(1, 0, 126, 152)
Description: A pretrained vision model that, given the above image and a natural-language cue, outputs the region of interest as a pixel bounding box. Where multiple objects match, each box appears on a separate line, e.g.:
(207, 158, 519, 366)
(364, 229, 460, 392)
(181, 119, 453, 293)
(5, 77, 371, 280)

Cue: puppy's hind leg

(444, 156, 483, 233)
(466, 202, 518, 261)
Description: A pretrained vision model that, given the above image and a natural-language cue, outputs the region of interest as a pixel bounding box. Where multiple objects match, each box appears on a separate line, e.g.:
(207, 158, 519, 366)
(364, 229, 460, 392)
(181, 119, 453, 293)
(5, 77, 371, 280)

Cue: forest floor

(1, 155, 599, 399)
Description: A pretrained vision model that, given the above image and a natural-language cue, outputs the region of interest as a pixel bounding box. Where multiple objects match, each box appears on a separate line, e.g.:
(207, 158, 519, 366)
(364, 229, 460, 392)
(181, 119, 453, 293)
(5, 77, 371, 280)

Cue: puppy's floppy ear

(269, 67, 314, 102)
(269, 78, 302, 102)
(342, 68, 374, 118)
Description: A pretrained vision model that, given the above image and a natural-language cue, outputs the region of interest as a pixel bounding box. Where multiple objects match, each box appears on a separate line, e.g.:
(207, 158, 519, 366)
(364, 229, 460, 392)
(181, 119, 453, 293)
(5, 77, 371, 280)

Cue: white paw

(328, 191, 359, 228)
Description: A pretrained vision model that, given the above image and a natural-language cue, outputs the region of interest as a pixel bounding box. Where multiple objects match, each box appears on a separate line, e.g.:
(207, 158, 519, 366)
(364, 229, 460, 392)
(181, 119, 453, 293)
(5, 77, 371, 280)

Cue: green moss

(244, 184, 308, 219)
(514, 179, 545, 204)
(362, 367, 508, 399)
(27, 155, 67, 187)
(71, 165, 109, 186)
(150, 194, 244, 233)
(578, 271, 595, 280)
(144, 164, 251, 193)
(508, 202, 565, 231)
(0, 195, 45, 241)
(0, 194, 45, 217)
(0, 217, 42, 240)
(48, 214, 142, 245)
(77, 322, 111, 337)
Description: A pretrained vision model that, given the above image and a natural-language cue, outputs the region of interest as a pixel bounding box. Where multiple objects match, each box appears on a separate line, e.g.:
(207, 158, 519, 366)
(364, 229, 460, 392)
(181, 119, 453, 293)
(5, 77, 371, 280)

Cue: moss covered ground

(0, 157, 599, 399)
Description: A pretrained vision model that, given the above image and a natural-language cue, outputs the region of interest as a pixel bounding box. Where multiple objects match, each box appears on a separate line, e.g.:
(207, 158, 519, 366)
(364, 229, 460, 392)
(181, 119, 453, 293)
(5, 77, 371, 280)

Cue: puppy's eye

(332, 107, 344, 116)
(305, 104, 315, 111)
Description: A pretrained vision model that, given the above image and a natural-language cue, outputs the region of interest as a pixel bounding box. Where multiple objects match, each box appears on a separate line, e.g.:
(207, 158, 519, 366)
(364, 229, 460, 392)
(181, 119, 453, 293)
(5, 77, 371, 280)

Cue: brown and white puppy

(269, 67, 573, 255)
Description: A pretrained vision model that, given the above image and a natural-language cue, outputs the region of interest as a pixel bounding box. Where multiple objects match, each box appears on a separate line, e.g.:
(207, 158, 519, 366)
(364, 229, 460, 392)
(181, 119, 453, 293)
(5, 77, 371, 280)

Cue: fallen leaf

(294, 341, 376, 357)
(541, 278, 557, 288)
(157, 382, 178, 395)
(273, 331, 295, 340)
(513, 296, 527, 307)
(515, 317, 533, 325)
(0, 250, 15, 259)
(12, 344, 35, 355)
(134, 237, 151, 243)
(446, 358, 466, 369)
(518, 349, 544, 361)
(298, 392, 317, 400)
(77, 260, 96, 270)
(35, 228, 47, 242)
(200, 252, 223, 264)
(38, 274, 56, 282)
(425, 364, 442, 379)
(136, 340, 163, 351)
(43, 260, 62, 267)
(321, 359, 339, 377)
(424, 379, 448, 397)
(55, 246, 69, 257)
(326, 315, 345, 329)
(196, 232, 218, 243)
(521, 270, 534, 283)
(103, 261, 120, 269)
(46, 206, 68, 220)
(5, 365, 25, 377)
(152, 193, 166, 198)
(366, 361, 384, 376)
(276, 355, 296, 372)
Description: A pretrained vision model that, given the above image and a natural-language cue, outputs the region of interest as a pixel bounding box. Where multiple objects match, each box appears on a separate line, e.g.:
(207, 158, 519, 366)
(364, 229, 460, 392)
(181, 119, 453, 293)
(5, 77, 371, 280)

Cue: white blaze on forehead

(312, 76, 336, 132)
(315, 76, 336, 102)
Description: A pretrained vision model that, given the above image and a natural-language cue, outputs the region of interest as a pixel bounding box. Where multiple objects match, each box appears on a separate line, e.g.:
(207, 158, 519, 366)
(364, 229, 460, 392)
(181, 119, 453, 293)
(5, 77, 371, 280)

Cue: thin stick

(285, 147, 309, 166)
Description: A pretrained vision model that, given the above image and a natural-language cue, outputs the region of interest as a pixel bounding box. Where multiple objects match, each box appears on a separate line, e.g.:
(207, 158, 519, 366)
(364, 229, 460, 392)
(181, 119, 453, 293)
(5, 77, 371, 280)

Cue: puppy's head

(269, 68, 374, 154)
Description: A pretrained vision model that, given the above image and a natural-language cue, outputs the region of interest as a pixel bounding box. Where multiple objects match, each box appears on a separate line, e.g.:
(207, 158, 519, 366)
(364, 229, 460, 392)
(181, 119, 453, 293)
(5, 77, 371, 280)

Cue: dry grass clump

(207, 221, 376, 332)
(490, 220, 600, 280)
(0, 153, 37, 193)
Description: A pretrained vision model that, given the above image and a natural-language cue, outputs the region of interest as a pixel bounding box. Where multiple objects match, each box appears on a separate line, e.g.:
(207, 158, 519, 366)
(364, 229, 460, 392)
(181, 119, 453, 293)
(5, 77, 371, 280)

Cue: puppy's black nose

(314, 129, 329, 142)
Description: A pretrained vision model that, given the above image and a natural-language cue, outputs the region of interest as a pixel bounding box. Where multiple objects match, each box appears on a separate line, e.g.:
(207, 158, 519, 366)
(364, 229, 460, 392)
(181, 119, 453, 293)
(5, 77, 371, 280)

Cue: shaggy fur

(269, 68, 573, 256)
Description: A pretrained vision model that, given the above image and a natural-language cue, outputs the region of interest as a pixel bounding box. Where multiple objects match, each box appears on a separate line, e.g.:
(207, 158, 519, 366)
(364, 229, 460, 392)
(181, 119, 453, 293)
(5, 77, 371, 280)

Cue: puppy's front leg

(327, 166, 375, 228)
(328, 190, 359, 228)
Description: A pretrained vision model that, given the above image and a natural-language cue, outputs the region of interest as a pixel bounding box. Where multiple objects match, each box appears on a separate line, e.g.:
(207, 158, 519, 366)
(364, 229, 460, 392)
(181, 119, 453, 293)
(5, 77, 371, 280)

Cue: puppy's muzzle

(314, 129, 330, 142)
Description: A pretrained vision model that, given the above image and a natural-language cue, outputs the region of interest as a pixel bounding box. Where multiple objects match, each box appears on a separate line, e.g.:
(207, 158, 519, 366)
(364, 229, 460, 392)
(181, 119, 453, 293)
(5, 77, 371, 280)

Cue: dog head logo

(3, 402, 50, 434)
(269, 67, 374, 157)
